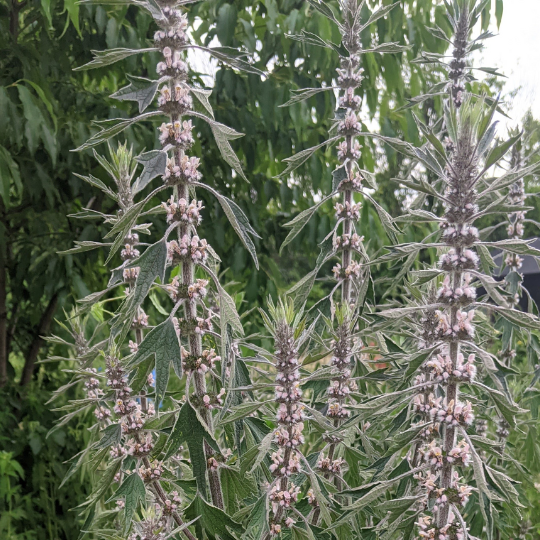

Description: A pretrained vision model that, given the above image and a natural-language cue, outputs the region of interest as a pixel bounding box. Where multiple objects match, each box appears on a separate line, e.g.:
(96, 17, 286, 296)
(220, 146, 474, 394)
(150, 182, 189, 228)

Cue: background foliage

(4, 0, 540, 538)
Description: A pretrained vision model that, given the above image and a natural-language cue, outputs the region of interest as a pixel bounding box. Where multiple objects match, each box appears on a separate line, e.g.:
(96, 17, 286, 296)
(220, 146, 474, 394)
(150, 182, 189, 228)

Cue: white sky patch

(475, 0, 540, 131)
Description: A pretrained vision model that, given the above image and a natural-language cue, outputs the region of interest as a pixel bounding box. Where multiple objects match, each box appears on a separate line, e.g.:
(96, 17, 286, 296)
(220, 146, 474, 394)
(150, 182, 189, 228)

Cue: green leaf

(81, 458, 123, 508)
(480, 239, 540, 258)
(74, 112, 161, 151)
(110, 75, 159, 113)
(366, 42, 409, 54)
(474, 382, 527, 427)
(360, 3, 399, 31)
(73, 172, 118, 200)
(190, 45, 264, 76)
(280, 86, 335, 107)
(74, 48, 156, 70)
(124, 238, 167, 304)
(96, 423, 122, 449)
(189, 111, 247, 181)
(217, 3, 237, 46)
(195, 183, 259, 268)
(484, 132, 521, 170)
(364, 193, 401, 243)
(0, 146, 22, 207)
(489, 304, 540, 331)
(133, 150, 167, 194)
(184, 493, 244, 540)
(190, 87, 214, 118)
(278, 138, 338, 178)
(165, 401, 220, 498)
(476, 244, 496, 274)
(239, 431, 273, 476)
(281, 193, 334, 251)
(107, 473, 146, 532)
(218, 401, 265, 425)
(127, 317, 181, 404)
(287, 31, 344, 54)
(241, 494, 269, 539)
(203, 265, 244, 341)
(58, 240, 111, 255)
(220, 466, 257, 514)
(286, 270, 318, 311)
(306, 0, 341, 26)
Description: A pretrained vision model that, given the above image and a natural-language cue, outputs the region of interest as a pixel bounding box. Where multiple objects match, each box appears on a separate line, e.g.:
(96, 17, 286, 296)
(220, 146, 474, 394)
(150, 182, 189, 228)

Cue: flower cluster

(434, 309, 475, 341)
(332, 261, 362, 281)
(158, 120, 194, 148)
(163, 197, 203, 225)
(333, 233, 364, 251)
(167, 236, 208, 264)
(334, 201, 361, 221)
(317, 455, 345, 475)
(181, 348, 219, 375)
(158, 85, 192, 116)
(437, 274, 475, 305)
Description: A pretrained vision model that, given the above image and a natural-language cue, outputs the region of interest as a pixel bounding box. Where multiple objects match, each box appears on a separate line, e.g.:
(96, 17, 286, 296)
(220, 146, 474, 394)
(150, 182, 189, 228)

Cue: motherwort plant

(374, 1, 540, 538)
(279, 0, 405, 503)
(55, 0, 262, 538)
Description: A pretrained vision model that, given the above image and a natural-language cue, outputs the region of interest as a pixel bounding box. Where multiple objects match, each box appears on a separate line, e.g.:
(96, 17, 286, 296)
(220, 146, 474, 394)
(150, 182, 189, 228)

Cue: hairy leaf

(127, 317, 181, 404)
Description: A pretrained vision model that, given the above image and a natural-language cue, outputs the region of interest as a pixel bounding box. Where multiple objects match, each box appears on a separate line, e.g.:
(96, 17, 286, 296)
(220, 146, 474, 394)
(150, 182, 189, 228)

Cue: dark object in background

(493, 238, 540, 311)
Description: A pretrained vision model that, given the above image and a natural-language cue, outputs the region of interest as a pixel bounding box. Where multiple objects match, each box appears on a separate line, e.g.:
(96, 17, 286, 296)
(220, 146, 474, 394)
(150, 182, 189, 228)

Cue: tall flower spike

(280, 0, 406, 512)
(261, 298, 307, 538)
(375, 1, 540, 538)
(59, 0, 261, 538)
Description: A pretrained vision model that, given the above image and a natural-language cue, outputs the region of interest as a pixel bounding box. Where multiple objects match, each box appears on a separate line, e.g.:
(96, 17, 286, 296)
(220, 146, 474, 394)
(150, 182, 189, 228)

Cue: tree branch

(20, 293, 58, 386)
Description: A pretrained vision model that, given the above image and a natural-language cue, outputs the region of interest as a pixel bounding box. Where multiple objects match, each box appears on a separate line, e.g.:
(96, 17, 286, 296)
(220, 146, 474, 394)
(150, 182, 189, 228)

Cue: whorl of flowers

(265, 299, 306, 536)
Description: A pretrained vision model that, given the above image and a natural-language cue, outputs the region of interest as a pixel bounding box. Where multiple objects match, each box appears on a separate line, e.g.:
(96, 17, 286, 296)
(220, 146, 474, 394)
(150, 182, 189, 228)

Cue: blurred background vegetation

(2, 0, 540, 538)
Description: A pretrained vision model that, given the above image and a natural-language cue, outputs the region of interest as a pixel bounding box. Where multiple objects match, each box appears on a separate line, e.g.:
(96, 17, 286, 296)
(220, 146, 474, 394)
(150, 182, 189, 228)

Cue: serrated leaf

(218, 401, 265, 425)
(280, 86, 335, 107)
(489, 304, 540, 331)
(107, 473, 146, 532)
(281, 193, 334, 251)
(195, 182, 259, 268)
(59, 241, 111, 255)
(364, 193, 400, 243)
(184, 493, 244, 540)
(190, 45, 264, 76)
(96, 423, 122, 449)
(133, 150, 167, 194)
(220, 466, 257, 514)
(481, 239, 540, 258)
(360, 3, 399, 31)
(74, 48, 156, 71)
(74, 111, 161, 151)
(484, 132, 521, 170)
(127, 317, 181, 404)
(190, 87, 214, 118)
(165, 401, 220, 498)
(365, 42, 409, 54)
(81, 458, 123, 508)
(110, 75, 159, 113)
(241, 494, 269, 539)
(278, 137, 338, 178)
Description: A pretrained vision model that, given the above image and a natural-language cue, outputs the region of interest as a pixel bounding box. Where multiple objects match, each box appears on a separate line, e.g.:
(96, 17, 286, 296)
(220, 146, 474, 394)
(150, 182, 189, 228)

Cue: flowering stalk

(157, 11, 225, 501)
(262, 299, 306, 537)
(56, 145, 198, 540)
(367, 1, 540, 537)
(281, 0, 405, 507)
(56, 0, 261, 537)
